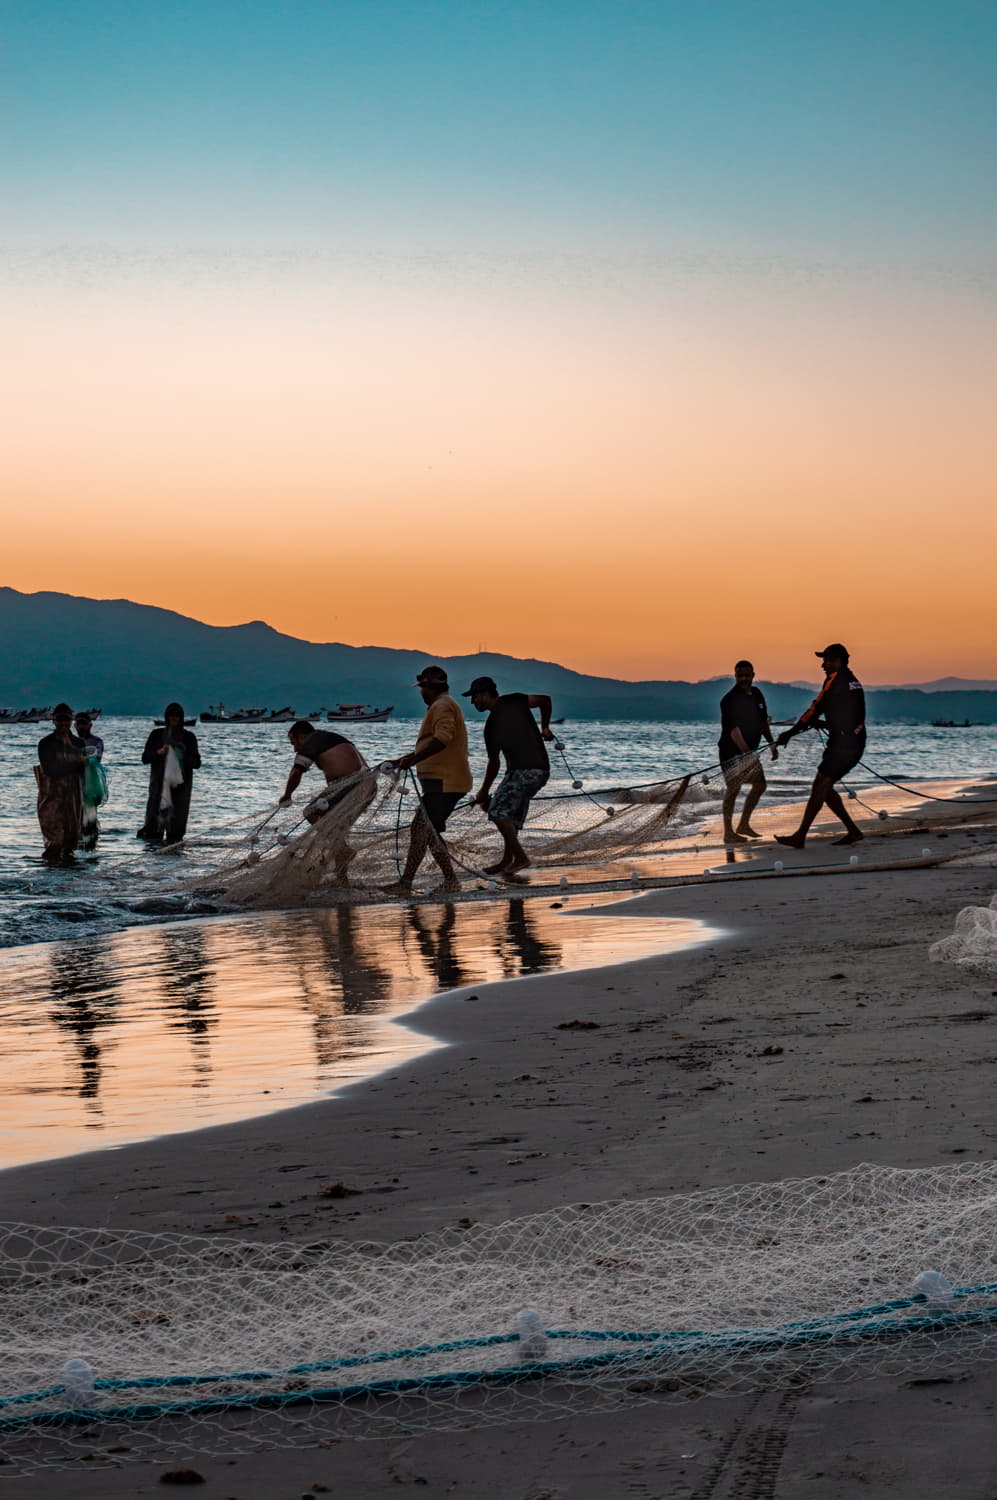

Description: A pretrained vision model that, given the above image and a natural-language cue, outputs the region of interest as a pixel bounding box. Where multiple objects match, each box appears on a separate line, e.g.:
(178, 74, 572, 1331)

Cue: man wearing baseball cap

(463, 676, 553, 877)
(383, 666, 472, 894)
(773, 644, 866, 848)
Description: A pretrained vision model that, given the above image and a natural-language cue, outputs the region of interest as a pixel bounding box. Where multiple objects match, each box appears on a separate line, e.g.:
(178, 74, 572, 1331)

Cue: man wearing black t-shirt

(279, 720, 373, 883)
(463, 677, 554, 877)
(718, 661, 778, 843)
(773, 644, 866, 848)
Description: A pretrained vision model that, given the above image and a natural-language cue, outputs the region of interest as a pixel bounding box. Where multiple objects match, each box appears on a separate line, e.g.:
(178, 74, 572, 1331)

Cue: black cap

(415, 664, 449, 687)
(815, 643, 849, 662)
(462, 676, 497, 697)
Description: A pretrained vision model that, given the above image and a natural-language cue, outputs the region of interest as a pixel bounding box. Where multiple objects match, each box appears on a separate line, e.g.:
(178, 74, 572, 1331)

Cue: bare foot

(380, 880, 412, 895)
(505, 854, 531, 872)
(832, 831, 864, 846)
(724, 831, 748, 844)
(775, 834, 806, 850)
(737, 825, 763, 838)
(501, 869, 529, 885)
(483, 860, 509, 874)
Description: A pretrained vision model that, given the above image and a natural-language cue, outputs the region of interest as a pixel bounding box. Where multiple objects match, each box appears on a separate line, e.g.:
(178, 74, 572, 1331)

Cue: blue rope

(4, 1284, 995, 1433)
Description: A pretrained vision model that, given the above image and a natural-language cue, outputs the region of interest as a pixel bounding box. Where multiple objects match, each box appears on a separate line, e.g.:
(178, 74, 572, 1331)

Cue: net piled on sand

(1, 1164, 996, 1472)
(930, 894, 997, 973)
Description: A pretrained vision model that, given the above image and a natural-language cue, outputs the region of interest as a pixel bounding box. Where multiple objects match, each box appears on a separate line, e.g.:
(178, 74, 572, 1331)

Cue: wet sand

(1, 800, 997, 1497)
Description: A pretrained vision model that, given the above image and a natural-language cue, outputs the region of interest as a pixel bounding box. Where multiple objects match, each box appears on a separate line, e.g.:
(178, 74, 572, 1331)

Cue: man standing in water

(138, 704, 202, 845)
(718, 661, 778, 843)
(35, 704, 88, 862)
(464, 676, 554, 877)
(774, 643, 866, 848)
(279, 721, 374, 884)
(383, 666, 472, 895)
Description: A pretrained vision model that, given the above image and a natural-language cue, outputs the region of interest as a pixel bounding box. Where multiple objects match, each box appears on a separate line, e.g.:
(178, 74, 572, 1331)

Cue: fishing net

(187, 753, 753, 910)
(1, 1163, 995, 1474)
(929, 894, 997, 973)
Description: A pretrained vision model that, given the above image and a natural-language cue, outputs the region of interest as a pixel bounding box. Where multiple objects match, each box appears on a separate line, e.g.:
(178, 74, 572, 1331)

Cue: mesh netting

(188, 755, 748, 909)
(2, 1163, 996, 1473)
(929, 893, 997, 973)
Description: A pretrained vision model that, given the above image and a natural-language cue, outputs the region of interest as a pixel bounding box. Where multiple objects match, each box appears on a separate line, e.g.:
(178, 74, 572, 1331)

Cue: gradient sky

(3, 0, 995, 682)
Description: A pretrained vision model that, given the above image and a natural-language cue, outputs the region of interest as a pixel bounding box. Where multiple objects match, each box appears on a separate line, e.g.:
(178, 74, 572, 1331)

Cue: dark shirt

(141, 727, 202, 782)
(294, 730, 353, 768)
(483, 694, 550, 775)
(718, 686, 770, 763)
(37, 731, 87, 780)
(795, 668, 866, 748)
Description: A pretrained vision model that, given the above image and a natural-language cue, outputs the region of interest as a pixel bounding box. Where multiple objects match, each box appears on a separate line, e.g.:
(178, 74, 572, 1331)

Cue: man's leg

(736, 767, 766, 836)
(485, 773, 536, 872)
(426, 831, 460, 892)
(390, 811, 430, 889)
(493, 817, 528, 873)
(775, 772, 835, 849)
(824, 786, 863, 844)
(721, 781, 746, 843)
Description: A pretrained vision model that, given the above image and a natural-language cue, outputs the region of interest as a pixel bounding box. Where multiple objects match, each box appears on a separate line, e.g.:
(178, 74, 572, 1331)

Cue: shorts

(721, 752, 765, 791)
(488, 768, 548, 830)
(417, 777, 463, 832)
(817, 741, 865, 782)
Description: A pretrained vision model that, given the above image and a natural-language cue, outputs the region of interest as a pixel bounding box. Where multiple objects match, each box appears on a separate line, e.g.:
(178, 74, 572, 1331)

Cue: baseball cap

(815, 643, 849, 661)
(461, 676, 497, 697)
(414, 664, 449, 687)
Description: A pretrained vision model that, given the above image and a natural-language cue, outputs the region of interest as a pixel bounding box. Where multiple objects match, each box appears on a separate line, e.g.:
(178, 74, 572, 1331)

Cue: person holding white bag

(137, 703, 202, 845)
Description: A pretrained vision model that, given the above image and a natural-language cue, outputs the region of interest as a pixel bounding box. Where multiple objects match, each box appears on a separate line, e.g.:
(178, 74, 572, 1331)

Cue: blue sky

(4, 0, 996, 258)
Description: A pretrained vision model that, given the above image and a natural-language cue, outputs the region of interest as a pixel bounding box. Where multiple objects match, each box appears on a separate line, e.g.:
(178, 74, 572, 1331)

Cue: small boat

(326, 703, 393, 723)
(0, 706, 48, 724)
(931, 718, 973, 728)
(200, 704, 269, 723)
(266, 707, 298, 723)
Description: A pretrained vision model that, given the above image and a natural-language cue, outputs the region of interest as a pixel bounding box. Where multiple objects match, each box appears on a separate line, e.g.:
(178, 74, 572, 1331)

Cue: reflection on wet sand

(157, 926, 218, 1086)
(45, 936, 122, 1116)
(0, 895, 717, 1169)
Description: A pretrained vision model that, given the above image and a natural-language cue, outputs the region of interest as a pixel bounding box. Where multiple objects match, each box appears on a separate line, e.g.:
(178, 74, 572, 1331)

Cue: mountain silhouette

(1, 589, 995, 723)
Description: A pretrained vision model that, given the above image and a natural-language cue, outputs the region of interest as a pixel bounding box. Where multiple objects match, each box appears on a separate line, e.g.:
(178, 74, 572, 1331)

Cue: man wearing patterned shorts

(463, 676, 554, 878)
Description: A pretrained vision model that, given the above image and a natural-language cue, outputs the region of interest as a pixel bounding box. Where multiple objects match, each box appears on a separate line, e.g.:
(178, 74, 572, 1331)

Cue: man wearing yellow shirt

(383, 665, 472, 894)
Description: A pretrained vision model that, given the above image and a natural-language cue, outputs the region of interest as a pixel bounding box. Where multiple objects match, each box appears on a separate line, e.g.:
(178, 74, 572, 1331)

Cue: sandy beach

(2, 805, 996, 1498)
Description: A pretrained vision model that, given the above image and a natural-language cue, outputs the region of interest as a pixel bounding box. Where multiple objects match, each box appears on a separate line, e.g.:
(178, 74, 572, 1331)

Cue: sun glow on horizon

(3, 3, 995, 685)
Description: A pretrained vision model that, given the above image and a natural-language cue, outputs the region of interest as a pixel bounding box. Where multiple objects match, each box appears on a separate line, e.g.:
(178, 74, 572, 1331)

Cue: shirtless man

(280, 720, 373, 882)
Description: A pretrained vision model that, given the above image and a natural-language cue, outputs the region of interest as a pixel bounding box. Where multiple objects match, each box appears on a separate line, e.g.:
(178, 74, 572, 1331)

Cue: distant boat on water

(200, 705, 269, 723)
(931, 718, 974, 728)
(0, 706, 100, 725)
(326, 703, 393, 723)
(197, 702, 393, 724)
(0, 707, 43, 724)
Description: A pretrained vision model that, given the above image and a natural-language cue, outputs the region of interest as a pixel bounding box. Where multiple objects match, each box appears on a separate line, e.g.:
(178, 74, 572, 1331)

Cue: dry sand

(2, 808, 997, 1498)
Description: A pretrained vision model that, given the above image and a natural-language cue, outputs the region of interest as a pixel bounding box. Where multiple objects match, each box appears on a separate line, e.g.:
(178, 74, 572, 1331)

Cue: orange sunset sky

(4, 3, 996, 684)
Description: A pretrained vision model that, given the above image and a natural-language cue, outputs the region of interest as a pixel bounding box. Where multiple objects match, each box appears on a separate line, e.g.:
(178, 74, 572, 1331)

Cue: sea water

(0, 716, 995, 950)
(0, 715, 994, 1168)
